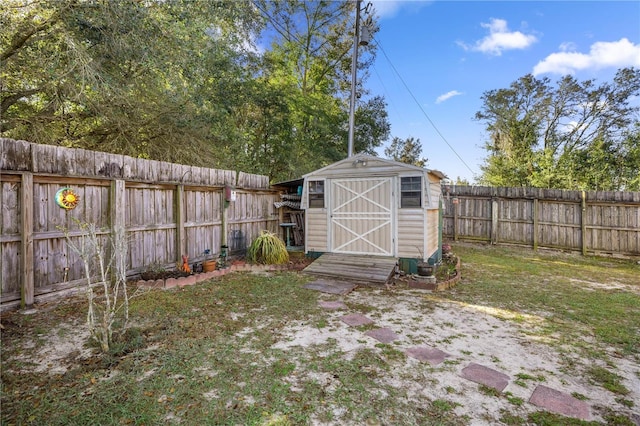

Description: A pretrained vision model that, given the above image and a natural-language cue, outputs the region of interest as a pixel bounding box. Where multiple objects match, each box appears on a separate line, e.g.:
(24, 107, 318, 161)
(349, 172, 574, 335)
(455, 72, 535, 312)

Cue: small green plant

(478, 384, 501, 397)
(615, 397, 634, 408)
(431, 399, 458, 412)
(587, 366, 629, 395)
(247, 230, 289, 264)
(499, 411, 526, 425)
(444, 386, 456, 394)
(571, 392, 589, 401)
(504, 391, 524, 406)
(514, 372, 545, 387)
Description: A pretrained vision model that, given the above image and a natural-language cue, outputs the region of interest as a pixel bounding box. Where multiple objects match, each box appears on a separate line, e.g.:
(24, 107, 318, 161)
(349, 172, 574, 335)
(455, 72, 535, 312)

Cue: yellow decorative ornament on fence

(55, 187, 80, 210)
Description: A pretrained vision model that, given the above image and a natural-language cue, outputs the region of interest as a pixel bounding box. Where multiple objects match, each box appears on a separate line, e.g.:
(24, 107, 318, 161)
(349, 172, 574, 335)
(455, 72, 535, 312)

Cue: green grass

(586, 366, 630, 395)
(2, 244, 639, 425)
(1, 272, 462, 426)
(444, 244, 640, 359)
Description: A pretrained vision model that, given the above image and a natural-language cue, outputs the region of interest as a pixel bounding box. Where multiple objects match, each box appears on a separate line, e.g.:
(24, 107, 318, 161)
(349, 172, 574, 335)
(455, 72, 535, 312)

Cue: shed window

(308, 180, 325, 208)
(401, 176, 422, 208)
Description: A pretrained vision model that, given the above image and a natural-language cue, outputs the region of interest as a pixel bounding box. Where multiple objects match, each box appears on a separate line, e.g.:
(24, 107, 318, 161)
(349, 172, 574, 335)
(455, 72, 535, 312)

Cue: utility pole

(347, 0, 362, 158)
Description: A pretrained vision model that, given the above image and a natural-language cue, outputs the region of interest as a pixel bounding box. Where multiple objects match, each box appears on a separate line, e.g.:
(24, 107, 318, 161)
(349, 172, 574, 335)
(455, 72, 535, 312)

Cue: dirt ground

(272, 287, 639, 425)
(2, 251, 639, 425)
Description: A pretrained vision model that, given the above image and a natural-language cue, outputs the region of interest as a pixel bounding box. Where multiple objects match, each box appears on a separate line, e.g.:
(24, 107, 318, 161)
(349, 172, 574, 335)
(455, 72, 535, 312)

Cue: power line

(373, 39, 478, 177)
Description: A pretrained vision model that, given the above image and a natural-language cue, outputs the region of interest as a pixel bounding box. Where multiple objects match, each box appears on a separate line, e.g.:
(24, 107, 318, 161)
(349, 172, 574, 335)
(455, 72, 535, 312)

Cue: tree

(252, 0, 388, 180)
(454, 176, 471, 185)
(2, 0, 391, 182)
(384, 136, 428, 167)
(63, 222, 133, 353)
(476, 68, 640, 190)
(1, 0, 261, 164)
(354, 95, 391, 155)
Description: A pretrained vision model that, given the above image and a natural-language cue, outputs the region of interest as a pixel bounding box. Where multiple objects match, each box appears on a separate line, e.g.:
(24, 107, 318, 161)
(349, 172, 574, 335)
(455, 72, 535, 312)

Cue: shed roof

(302, 154, 447, 180)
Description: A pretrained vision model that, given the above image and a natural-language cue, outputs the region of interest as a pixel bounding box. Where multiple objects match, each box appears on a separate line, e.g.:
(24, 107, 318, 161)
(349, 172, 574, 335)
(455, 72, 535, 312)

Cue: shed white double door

(329, 177, 395, 256)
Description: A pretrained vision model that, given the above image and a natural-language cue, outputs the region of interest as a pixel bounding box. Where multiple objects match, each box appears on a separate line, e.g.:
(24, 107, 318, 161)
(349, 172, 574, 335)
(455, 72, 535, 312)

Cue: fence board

(498, 198, 534, 245)
(1, 176, 22, 300)
(442, 185, 640, 257)
(1, 179, 20, 234)
(1, 139, 280, 309)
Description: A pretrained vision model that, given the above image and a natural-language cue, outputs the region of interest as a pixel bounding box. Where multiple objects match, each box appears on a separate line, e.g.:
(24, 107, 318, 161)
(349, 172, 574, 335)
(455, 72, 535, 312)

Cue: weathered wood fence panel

(497, 197, 534, 246)
(1, 176, 21, 297)
(1, 138, 279, 310)
(184, 187, 222, 263)
(585, 202, 640, 254)
(126, 184, 177, 271)
(442, 185, 640, 257)
(226, 190, 279, 252)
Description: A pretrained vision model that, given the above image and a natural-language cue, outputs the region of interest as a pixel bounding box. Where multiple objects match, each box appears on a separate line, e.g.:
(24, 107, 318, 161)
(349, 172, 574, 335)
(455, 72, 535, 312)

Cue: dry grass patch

(2, 245, 639, 425)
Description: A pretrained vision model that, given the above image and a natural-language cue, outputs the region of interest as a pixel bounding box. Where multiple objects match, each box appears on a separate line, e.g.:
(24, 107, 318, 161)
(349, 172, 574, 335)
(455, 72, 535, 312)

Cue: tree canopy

(384, 136, 427, 167)
(476, 68, 640, 191)
(1, 0, 390, 182)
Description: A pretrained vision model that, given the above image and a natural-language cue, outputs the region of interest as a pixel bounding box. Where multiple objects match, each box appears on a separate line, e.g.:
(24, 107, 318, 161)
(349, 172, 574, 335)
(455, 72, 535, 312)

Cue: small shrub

(63, 222, 134, 353)
(247, 230, 289, 264)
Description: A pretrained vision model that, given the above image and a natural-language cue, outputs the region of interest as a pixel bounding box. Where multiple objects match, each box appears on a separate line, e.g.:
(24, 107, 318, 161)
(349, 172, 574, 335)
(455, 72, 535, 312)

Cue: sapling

(63, 221, 131, 353)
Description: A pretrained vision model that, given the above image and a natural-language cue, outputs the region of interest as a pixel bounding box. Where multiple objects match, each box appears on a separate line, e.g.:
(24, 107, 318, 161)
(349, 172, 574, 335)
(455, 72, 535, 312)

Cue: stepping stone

(405, 346, 451, 365)
(529, 385, 591, 420)
(365, 327, 399, 344)
(304, 279, 357, 295)
(340, 313, 374, 327)
(460, 362, 510, 392)
(318, 301, 347, 310)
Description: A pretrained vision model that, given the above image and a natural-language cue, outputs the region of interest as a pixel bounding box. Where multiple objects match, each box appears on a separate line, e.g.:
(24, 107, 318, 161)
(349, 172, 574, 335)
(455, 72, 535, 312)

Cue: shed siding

(426, 209, 440, 256)
(301, 154, 444, 260)
(306, 209, 328, 252)
(397, 209, 425, 258)
(427, 173, 442, 209)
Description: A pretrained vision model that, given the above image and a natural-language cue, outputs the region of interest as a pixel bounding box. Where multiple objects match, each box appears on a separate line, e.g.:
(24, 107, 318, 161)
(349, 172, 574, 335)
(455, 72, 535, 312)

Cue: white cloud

(460, 18, 537, 56)
(436, 90, 463, 104)
(370, 1, 402, 18)
(370, 0, 432, 19)
(533, 38, 640, 75)
(559, 42, 576, 52)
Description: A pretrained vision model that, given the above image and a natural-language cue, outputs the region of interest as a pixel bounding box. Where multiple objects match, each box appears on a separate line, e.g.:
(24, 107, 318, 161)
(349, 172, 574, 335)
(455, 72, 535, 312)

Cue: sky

(364, 1, 640, 183)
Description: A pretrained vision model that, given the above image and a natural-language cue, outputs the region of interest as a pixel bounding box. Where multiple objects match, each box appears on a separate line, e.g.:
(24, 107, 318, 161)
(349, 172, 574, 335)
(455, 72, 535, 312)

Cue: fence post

(221, 190, 228, 251)
(581, 191, 587, 256)
(532, 198, 539, 250)
(175, 185, 185, 262)
(453, 198, 458, 241)
(491, 197, 499, 244)
(20, 172, 34, 309)
(110, 179, 126, 279)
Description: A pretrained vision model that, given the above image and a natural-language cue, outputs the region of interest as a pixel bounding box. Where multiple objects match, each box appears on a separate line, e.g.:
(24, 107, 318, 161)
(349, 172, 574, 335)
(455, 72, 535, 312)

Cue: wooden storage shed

(300, 154, 445, 272)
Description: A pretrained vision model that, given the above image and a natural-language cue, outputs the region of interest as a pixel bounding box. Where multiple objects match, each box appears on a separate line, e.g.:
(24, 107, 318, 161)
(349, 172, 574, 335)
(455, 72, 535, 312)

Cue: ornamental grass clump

(248, 230, 289, 264)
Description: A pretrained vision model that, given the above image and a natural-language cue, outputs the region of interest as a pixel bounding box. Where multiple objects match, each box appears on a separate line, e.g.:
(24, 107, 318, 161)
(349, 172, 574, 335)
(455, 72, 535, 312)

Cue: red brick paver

(460, 362, 510, 392)
(319, 301, 348, 310)
(340, 313, 374, 327)
(405, 346, 451, 365)
(365, 327, 399, 344)
(529, 385, 591, 420)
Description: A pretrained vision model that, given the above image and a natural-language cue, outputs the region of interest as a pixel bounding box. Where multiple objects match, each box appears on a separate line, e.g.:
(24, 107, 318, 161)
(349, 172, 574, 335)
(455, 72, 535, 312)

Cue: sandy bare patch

(6, 323, 94, 375)
(3, 282, 637, 424)
(271, 288, 640, 424)
(569, 278, 640, 295)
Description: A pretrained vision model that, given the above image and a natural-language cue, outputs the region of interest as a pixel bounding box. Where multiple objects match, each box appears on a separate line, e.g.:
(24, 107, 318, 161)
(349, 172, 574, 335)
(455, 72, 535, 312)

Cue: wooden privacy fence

(441, 185, 640, 257)
(1, 138, 279, 310)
